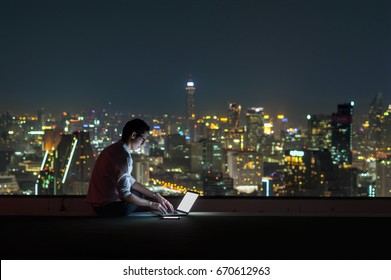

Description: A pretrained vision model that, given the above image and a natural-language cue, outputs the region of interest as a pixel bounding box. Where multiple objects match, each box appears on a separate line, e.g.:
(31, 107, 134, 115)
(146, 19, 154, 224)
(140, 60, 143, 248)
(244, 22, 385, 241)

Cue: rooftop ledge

(1, 196, 391, 217)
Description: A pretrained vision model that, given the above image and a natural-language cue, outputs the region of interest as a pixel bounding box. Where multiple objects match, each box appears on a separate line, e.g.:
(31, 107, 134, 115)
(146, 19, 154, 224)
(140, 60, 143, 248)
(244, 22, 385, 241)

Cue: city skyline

(0, 93, 386, 131)
(0, 0, 390, 127)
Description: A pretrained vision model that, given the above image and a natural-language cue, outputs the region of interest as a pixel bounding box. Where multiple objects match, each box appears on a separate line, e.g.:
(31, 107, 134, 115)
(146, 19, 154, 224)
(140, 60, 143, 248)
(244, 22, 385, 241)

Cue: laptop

(151, 190, 200, 216)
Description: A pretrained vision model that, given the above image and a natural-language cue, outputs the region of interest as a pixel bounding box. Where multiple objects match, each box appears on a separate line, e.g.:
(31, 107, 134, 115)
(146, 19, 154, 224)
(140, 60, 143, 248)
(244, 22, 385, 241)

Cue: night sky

(0, 0, 390, 127)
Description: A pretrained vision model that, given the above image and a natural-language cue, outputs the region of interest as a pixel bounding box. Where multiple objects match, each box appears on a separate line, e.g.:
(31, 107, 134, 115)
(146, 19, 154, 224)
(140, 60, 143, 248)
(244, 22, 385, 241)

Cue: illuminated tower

(331, 102, 354, 166)
(55, 131, 95, 195)
(306, 114, 332, 150)
(35, 129, 62, 195)
(376, 156, 391, 197)
(245, 107, 264, 151)
(274, 114, 289, 141)
(185, 74, 196, 141)
(228, 102, 241, 130)
(226, 102, 244, 150)
(65, 131, 95, 194)
(52, 134, 74, 194)
(226, 150, 263, 194)
(284, 149, 335, 196)
(367, 92, 383, 153)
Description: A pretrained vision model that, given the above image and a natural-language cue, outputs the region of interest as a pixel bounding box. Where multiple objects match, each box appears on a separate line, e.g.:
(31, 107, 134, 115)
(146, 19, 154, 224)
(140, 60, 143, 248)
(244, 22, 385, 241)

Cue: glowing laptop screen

(177, 191, 199, 213)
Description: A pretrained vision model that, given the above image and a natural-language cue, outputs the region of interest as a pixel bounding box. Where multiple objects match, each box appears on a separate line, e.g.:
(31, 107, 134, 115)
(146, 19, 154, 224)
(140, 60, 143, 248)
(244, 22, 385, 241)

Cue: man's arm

(124, 189, 156, 207)
(131, 181, 155, 199)
(129, 182, 175, 213)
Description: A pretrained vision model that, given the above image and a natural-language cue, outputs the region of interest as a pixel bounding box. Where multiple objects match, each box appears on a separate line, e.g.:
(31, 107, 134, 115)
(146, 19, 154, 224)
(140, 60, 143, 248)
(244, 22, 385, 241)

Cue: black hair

(121, 118, 150, 142)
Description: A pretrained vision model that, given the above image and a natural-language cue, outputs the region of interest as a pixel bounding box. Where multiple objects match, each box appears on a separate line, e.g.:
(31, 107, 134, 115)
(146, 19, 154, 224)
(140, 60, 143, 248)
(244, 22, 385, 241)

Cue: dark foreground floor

(1, 212, 390, 260)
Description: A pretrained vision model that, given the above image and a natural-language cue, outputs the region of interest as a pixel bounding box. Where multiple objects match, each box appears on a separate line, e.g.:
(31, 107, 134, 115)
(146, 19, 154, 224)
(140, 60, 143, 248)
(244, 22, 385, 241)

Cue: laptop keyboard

(165, 210, 183, 216)
(151, 210, 184, 216)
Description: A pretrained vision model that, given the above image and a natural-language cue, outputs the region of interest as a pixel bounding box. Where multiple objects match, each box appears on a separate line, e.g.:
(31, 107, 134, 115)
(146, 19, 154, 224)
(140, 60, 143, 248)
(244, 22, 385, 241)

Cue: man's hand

(149, 201, 168, 214)
(155, 193, 175, 213)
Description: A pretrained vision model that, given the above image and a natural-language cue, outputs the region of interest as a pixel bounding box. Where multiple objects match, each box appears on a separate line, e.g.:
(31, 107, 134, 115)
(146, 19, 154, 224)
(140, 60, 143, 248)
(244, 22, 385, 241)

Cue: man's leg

(93, 201, 129, 217)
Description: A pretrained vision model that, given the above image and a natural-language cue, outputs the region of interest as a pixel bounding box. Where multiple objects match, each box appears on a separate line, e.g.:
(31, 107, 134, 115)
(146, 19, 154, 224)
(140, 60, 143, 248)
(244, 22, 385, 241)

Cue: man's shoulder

(100, 141, 129, 158)
(102, 140, 123, 151)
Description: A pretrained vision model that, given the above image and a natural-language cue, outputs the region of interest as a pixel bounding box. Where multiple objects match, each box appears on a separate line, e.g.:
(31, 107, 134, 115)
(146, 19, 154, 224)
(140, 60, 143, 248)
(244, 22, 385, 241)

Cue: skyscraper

(226, 150, 263, 194)
(331, 102, 354, 166)
(185, 74, 196, 141)
(228, 102, 241, 130)
(306, 114, 332, 150)
(367, 92, 384, 154)
(245, 107, 264, 152)
(55, 131, 95, 195)
(284, 149, 335, 196)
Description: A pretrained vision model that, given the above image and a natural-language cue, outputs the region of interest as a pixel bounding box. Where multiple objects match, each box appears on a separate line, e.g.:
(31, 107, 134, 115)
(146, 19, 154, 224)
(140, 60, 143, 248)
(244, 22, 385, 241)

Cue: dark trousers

(93, 201, 136, 217)
(92, 191, 149, 217)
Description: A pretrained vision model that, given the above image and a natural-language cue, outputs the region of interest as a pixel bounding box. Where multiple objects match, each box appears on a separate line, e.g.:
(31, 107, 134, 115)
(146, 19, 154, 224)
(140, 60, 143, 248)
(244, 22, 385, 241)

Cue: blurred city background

(1, 77, 390, 198)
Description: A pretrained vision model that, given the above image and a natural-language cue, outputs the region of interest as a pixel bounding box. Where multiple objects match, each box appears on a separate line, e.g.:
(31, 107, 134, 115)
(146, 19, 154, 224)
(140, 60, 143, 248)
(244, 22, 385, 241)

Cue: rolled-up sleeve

(116, 151, 136, 200)
(117, 173, 136, 199)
